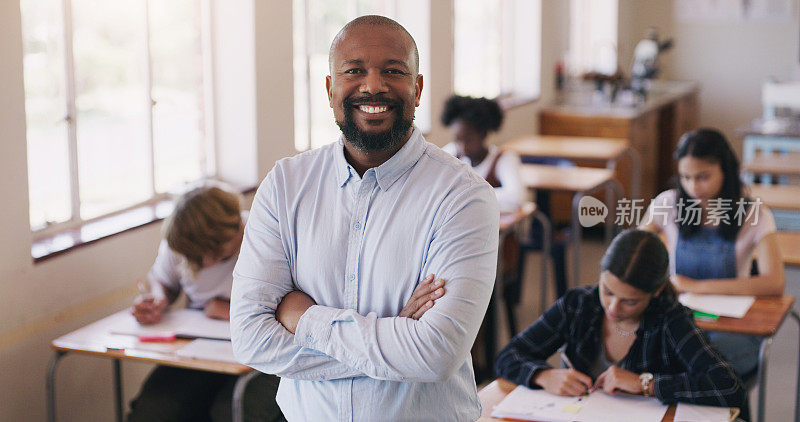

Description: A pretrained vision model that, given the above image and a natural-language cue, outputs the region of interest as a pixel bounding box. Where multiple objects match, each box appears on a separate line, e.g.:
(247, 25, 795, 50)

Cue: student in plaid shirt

(495, 230, 745, 409)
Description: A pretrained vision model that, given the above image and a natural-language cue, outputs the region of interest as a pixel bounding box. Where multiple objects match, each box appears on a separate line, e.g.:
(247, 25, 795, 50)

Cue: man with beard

(230, 16, 498, 421)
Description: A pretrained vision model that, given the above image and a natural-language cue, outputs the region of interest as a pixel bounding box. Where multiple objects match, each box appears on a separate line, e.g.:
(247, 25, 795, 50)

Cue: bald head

(328, 15, 419, 75)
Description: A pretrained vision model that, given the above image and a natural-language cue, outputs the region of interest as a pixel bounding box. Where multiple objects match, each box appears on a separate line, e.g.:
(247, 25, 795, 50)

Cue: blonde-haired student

(128, 185, 284, 422)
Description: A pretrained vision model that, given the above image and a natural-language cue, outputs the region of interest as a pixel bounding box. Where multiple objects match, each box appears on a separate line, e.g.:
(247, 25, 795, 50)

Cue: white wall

(618, 0, 800, 155)
(0, 0, 568, 420)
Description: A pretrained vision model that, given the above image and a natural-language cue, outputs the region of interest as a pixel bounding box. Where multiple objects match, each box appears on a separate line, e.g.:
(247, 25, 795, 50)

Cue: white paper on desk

(110, 308, 231, 340)
(176, 339, 237, 363)
(491, 385, 668, 422)
(678, 293, 755, 318)
(674, 402, 731, 422)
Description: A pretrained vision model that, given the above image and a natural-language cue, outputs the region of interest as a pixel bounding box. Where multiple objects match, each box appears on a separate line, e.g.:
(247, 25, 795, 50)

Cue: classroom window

(568, 0, 618, 76)
(292, 0, 431, 151)
(454, 0, 541, 100)
(20, 0, 213, 232)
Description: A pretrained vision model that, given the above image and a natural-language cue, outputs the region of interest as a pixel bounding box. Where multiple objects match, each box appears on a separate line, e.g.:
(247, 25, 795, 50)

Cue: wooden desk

(519, 164, 624, 288)
(776, 231, 800, 266)
(743, 152, 800, 179)
(503, 135, 641, 201)
(694, 295, 800, 422)
(540, 81, 699, 203)
(47, 310, 255, 422)
(749, 184, 800, 212)
(748, 183, 800, 231)
(477, 378, 737, 422)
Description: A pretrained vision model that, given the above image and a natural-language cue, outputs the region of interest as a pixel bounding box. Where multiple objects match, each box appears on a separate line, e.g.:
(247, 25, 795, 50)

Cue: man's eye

(344, 68, 362, 74)
(386, 69, 405, 75)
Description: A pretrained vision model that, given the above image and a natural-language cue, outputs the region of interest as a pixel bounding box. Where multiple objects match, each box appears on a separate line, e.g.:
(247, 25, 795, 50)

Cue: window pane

(569, 0, 618, 75)
(20, 0, 72, 230)
(72, 0, 151, 219)
(454, 0, 502, 98)
(149, 0, 206, 193)
(294, 0, 431, 150)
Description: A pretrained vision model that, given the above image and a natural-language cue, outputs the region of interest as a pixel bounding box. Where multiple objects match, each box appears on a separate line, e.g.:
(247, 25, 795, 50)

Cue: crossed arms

(230, 173, 499, 382)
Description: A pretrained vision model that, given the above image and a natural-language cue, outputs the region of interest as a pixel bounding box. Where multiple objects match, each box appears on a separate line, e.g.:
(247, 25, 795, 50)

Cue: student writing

(494, 229, 745, 409)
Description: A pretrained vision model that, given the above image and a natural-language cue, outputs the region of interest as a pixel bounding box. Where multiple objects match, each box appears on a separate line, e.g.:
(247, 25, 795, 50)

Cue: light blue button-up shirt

(231, 128, 499, 421)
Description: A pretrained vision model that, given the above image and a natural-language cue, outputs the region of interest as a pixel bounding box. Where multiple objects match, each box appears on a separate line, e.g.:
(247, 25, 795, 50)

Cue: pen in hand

(561, 347, 591, 395)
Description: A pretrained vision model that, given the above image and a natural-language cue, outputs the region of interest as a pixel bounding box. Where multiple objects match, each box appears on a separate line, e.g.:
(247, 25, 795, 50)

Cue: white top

(641, 189, 776, 279)
(147, 211, 249, 309)
(230, 128, 498, 421)
(442, 142, 525, 213)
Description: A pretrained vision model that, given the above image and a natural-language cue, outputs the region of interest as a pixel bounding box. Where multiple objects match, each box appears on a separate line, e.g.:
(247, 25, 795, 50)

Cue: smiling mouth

(355, 104, 391, 114)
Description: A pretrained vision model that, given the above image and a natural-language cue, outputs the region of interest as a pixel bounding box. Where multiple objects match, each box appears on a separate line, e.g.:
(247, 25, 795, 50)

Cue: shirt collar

(333, 126, 427, 191)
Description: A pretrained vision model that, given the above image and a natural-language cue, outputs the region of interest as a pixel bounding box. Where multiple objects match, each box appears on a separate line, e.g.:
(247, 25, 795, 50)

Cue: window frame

(25, 0, 217, 238)
(292, 0, 431, 152)
(453, 0, 541, 102)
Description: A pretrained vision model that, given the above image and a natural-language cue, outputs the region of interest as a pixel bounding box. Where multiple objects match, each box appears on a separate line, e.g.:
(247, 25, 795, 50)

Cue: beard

(336, 94, 414, 152)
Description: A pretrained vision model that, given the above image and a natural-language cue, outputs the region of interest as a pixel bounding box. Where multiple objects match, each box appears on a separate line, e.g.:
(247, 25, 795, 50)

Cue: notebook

(110, 308, 231, 340)
(674, 402, 733, 422)
(678, 293, 755, 318)
(176, 339, 238, 363)
(491, 385, 668, 422)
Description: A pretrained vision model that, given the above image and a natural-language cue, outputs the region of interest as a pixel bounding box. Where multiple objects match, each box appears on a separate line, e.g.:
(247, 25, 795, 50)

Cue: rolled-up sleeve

(230, 170, 364, 380)
(495, 295, 570, 388)
(294, 182, 499, 382)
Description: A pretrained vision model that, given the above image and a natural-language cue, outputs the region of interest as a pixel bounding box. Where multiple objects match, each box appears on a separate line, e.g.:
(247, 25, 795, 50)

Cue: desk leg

(570, 192, 582, 289)
(113, 358, 123, 422)
(791, 310, 800, 422)
(756, 337, 773, 422)
(232, 370, 259, 422)
(624, 147, 642, 203)
(531, 210, 551, 312)
(46, 351, 66, 422)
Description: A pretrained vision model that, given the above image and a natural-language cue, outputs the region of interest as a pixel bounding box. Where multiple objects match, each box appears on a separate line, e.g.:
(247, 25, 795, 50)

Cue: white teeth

(359, 105, 388, 114)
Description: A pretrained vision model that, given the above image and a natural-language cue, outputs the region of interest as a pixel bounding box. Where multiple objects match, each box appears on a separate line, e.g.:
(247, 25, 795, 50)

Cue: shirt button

(353, 222, 361, 230)
(348, 274, 355, 281)
(306, 334, 314, 344)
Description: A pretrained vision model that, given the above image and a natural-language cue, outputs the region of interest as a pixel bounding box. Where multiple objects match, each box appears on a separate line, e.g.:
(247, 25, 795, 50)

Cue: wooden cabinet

(538, 82, 699, 223)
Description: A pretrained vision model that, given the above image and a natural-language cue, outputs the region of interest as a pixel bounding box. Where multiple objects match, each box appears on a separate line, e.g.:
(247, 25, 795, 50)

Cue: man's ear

(414, 74, 423, 107)
(326, 75, 333, 107)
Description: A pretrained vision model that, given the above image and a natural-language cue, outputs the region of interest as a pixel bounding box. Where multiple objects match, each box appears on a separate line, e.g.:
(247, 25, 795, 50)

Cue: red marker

(139, 334, 176, 342)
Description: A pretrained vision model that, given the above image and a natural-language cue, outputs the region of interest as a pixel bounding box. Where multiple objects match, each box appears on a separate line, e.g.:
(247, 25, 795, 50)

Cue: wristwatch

(639, 372, 654, 397)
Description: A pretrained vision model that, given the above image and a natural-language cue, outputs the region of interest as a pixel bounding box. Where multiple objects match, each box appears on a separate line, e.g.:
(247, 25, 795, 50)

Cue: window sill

(32, 184, 258, 263)
(497, 93, 540, 111)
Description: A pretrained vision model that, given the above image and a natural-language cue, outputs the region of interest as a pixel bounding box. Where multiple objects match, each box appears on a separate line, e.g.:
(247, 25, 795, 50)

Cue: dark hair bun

(441, 95, 503, 133)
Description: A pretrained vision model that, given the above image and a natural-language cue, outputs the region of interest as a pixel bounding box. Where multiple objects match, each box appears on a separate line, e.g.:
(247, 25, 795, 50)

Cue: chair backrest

(762, 81, 800, 118)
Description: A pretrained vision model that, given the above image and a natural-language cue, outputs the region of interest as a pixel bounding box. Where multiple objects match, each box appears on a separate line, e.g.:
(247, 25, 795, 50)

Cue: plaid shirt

(495, 286, 745, 408)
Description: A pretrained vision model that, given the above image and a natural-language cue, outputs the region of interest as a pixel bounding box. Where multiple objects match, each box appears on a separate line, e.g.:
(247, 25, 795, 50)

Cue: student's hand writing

(276, 290, 316, 334)
(670, 274, 696, 293)
(592, 366, 642, 395)
(131, 296, 167, 324)
(533, 369, 592, 396)
(204, 298, 231, 320)
(398, 275, 446, 320)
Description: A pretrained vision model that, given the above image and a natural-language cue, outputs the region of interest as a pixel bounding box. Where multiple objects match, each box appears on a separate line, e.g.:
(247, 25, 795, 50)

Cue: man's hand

(399, 275, 445, 320)
(592, 365, 642, 395)
(204, 298, 231, 320)
(670, 274, 696, 293)
(131, 296, 168, 324)
(533, 368, 593, 396)
(277, 290, 317, 334)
